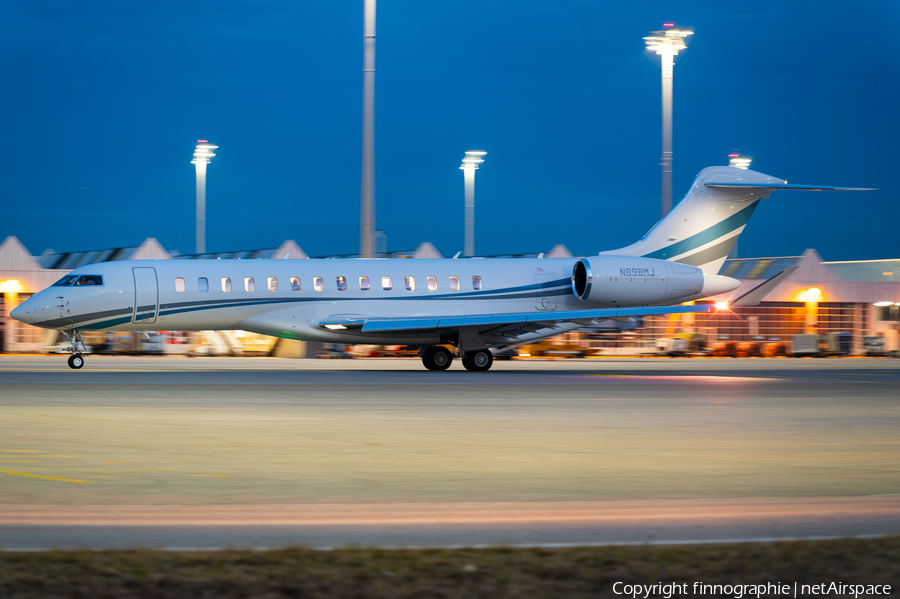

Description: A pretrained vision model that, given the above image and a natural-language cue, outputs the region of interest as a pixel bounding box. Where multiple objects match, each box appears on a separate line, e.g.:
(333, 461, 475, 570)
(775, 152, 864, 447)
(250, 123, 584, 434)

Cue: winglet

(730, 265, 799, 307)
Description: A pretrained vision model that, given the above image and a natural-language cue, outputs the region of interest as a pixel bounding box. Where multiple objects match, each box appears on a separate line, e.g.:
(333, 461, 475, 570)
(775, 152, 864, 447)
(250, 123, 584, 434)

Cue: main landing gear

(419, 346, 495, 372)
(62, 330, 86, 370)
(421, 346, 453, 371)
(462, 350, 493, 372)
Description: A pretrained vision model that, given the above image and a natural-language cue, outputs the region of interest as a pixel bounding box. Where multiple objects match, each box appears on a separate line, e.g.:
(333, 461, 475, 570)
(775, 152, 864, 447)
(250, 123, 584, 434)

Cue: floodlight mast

(460, 151, 486, 257)
(359, 0, 376, 258)
(644, 25, 692, 219)
(725, 152, 751, 258)
(191, 141, 217, 254)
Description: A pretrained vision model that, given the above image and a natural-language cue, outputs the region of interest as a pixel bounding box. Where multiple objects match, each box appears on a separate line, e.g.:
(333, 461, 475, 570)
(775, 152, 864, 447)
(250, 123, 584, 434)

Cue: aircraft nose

(10, 302, 32, 324)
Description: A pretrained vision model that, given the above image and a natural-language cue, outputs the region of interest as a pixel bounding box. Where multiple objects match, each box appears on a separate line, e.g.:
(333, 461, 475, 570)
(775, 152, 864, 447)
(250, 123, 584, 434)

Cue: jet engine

(571, 256, 735, 306)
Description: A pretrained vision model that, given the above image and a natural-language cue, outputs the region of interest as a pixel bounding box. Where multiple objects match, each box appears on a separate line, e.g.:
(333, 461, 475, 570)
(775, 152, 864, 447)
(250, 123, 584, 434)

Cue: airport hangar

(0, 234, 898, 356)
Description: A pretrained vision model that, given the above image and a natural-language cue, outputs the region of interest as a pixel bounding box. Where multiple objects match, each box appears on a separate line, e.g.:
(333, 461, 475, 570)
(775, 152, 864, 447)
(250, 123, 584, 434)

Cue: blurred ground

(1, 538, 899, 599)
(0, 356, 898, 548)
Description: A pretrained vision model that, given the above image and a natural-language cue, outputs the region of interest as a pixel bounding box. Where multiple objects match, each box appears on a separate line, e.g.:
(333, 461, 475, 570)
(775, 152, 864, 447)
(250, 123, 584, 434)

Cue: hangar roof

(6, 235, 898, 284)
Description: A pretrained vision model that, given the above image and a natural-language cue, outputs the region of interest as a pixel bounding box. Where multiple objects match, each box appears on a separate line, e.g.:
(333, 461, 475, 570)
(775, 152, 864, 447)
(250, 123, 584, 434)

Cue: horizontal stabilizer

(704, 183, 876, 191)
(730, 266, 799, 308)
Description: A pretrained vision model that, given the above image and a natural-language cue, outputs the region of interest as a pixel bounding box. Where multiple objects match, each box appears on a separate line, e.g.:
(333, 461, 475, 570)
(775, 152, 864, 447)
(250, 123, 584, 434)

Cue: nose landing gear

(62, 330, 87, 370)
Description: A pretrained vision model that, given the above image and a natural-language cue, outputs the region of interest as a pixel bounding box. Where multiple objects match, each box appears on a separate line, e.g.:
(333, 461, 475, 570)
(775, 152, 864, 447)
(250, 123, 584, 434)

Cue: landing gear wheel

(67, 354, 84, 370)
(462, 350, 494, 372)
(422, 346, 453, 371)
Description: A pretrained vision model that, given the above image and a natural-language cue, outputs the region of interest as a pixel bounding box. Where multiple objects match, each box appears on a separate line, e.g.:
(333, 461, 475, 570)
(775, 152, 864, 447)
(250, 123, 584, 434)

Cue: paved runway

(1, 356, 898, 549)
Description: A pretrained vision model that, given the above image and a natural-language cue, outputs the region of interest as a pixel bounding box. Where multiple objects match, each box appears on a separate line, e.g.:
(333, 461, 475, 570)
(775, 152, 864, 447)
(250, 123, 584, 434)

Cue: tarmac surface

(1, 355, 898, 549)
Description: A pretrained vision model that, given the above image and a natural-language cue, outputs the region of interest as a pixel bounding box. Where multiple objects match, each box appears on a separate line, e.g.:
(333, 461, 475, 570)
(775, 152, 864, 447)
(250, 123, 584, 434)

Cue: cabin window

(175, 278, 185, 292)
(382, 276, 392, 290)
(199, 277, 209, 292)
(359, 276, 370, 291)
(405, 276, 415, 291)
(74, 275, 103, 286)
(449, 276, 460, 291)
(268, 277, 278, 292)
(336, 276, 347, 291)
(290, 277, 301, 291)
(222, 277, 232, 292)
(472, 276, 482, 290)
(427, 276, 437, 291)
(245, 277, 255, 292)
(314, 277, 324, 291)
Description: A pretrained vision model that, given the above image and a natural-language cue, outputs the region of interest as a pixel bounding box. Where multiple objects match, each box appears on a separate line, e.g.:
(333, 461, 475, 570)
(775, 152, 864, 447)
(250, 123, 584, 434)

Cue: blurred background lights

(643, 26, 693, 55)
(191, 141, 217, 165)
(729, 154, 753, 170)
(1, 279, 23, 293)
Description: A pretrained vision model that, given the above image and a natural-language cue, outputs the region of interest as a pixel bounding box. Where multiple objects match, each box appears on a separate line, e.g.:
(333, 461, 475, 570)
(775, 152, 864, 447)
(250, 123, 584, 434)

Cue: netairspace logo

(612, 581, 892, 598)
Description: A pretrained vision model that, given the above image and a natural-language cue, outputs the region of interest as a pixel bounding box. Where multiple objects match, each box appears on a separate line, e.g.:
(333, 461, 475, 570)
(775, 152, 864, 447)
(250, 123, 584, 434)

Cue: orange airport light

(1, 279, 24, 293)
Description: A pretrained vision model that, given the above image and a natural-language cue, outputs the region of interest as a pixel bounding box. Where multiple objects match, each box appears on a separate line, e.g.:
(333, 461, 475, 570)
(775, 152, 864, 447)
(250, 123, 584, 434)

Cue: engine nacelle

(571, 256, 704, 306)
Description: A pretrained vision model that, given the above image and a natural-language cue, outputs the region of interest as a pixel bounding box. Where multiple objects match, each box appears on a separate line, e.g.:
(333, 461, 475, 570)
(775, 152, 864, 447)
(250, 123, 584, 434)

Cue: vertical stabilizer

(601, 166, 784, 274)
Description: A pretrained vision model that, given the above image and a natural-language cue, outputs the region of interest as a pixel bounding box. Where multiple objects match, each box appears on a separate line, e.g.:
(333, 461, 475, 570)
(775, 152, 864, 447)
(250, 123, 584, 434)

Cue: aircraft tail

(601, 166, 873, 275)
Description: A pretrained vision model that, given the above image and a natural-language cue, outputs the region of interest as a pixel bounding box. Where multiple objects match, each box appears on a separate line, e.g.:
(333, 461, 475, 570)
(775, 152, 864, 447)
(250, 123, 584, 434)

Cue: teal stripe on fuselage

(81, 316, 134, 330)
(52, 278, 574, 330)
(157, 283, 573, 318)
(642, 202, 758, 261)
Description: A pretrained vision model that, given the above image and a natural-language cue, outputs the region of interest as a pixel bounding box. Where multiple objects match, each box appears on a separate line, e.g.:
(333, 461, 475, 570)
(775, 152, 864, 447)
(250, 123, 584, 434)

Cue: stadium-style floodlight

(359, 0, 377, 258)
(460, 151, 486, 257)
(644, 24, 693, 219)
(191, 140, 217, 254)
(729, 153, 752, 170)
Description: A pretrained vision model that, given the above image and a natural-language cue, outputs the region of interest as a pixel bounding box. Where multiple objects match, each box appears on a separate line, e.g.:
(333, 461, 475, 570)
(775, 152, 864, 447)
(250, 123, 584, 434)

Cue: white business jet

(12, 166, 871, 370)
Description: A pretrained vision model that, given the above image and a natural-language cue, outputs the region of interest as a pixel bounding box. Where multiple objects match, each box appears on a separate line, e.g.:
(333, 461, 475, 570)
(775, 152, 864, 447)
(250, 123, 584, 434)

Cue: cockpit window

(51, 275, 79, 287)
(74, 275, 103, 286)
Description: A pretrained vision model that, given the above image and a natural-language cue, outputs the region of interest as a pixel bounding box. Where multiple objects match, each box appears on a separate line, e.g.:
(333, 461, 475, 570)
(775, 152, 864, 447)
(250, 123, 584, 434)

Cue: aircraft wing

(317, 304, 711, 339)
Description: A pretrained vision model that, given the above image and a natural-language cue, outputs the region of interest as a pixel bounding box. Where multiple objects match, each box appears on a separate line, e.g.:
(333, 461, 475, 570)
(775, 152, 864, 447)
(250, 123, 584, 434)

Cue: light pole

(359, 0, 376, 258)
(726, 153, 751, 258)
(460, 151, 486, 257)
(644, 25, 692, 219)
(728, 153, 752, 170)
(191, 141, 217, 255)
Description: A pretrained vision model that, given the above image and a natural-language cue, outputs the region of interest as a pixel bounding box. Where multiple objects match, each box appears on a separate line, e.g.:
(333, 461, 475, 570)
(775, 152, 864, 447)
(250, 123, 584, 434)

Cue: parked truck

(824, 331, 853, 356)
(792, 334, 823, 357)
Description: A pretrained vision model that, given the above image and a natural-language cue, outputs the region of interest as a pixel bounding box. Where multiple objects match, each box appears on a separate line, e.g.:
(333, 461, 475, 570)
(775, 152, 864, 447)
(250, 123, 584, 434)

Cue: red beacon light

(663, 22, 675, 27)
(198, 139, 208, 143)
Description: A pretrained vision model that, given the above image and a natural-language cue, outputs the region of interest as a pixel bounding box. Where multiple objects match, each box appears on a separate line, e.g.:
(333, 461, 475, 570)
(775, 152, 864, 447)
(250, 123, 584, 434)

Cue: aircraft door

(133, 267, 159, 324)
(535, 274, 557, 311)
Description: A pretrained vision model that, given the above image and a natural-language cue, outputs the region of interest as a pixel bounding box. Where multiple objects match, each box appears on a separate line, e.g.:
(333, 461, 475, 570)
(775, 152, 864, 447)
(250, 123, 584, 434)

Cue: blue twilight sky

(1, 1, 898, 260)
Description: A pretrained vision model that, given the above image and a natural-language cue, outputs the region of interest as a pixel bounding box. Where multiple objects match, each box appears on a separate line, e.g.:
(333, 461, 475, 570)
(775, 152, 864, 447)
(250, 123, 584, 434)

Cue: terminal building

(1, 235, 898, 356)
